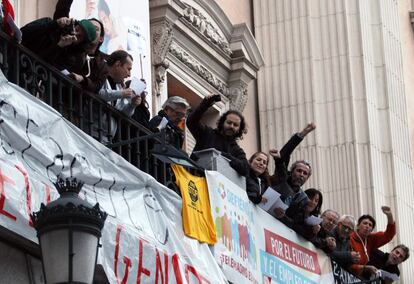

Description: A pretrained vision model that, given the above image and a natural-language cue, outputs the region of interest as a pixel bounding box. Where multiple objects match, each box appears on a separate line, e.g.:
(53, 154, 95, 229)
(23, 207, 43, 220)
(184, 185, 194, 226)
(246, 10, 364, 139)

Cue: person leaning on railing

(349, 206, 396, 278)
(186, 94, 249, 176)
(92, 50, 141, 143)
(148, 96, 190, 150)
(311, 209, 339, 254)
(247, 123, 315, 204)
(330, 215, 361, 268)
(365, 244, 410, 283)
(245, 151, 271, 204)
(52, 0, 108, 93)
(20, 16, 97, 73)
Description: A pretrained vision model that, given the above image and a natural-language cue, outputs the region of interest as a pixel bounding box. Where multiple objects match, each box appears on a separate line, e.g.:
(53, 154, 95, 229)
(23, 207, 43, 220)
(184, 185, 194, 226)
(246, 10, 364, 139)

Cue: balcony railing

(0, 30, 174, 185)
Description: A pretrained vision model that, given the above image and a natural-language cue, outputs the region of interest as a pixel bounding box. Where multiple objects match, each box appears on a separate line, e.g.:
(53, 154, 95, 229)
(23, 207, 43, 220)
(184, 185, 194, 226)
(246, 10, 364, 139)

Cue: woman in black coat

(246, 151, 271, 204)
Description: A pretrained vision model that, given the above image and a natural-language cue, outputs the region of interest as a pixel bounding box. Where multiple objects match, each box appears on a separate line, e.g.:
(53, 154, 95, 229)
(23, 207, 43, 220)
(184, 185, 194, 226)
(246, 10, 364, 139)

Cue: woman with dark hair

(246, 151, 271, 204)
(304, 188, 323, 217)
(275, 187, 323, 240)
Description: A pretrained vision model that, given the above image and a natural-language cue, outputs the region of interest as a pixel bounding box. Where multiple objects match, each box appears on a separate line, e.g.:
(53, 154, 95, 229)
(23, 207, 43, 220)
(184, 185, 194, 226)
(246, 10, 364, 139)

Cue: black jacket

(331, 227, 354, 268)
(311, 226, 335, 253)
(246, 169, 268, 204)
(52, 0, 108, 92)
(148, 110, 184, 149)
(21, 17, 88, 72)
(365, 250, 400, 282)
(186, 98, 249, 176)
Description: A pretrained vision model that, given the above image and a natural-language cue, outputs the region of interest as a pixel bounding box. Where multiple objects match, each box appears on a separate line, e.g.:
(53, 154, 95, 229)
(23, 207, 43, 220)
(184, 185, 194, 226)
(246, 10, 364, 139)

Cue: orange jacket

(349, 223, 396, 276)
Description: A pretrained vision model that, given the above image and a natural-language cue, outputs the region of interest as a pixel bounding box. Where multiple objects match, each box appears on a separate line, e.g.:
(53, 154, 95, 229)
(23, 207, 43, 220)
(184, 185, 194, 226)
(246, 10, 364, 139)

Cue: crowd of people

(2, 0, 410, 282)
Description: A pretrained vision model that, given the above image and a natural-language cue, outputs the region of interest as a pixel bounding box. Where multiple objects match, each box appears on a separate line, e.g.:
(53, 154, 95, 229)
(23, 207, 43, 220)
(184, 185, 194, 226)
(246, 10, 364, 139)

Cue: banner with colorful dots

(206, 171, 335, 284)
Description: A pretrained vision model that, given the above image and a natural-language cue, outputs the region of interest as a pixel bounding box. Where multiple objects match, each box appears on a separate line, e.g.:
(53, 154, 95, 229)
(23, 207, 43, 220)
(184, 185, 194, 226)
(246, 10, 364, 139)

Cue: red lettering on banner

(112, 227, 212, 284)
(172, 254, 183, 284)
(42, 182, 51, 204)
(185, 264, 211, 284)
(114, 225, 132, 284)
(0, 168, 16, 221)
(137, 239, 150, 283)
(155, 248, 169, 284)
(15, 165, 32, 226)
(264, 229, 321, 274)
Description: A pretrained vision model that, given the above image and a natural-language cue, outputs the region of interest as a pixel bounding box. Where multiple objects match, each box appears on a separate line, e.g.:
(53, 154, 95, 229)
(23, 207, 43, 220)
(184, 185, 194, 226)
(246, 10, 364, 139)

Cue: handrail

(0, 30, 171, 185)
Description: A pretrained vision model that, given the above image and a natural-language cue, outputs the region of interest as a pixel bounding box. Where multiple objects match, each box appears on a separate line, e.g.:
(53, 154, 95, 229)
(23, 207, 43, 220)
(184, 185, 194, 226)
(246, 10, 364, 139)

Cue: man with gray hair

(149, 96, 190, 149)
(311, 209, 340, 253)
(331, 215, 361, 268)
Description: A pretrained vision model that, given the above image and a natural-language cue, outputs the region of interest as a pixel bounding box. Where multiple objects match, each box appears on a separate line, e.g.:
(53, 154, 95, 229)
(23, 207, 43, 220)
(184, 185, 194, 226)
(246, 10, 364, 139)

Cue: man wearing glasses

(312, 209, 340, 253)
(331, 215, 362, 268)
(149, 96, 190, 149)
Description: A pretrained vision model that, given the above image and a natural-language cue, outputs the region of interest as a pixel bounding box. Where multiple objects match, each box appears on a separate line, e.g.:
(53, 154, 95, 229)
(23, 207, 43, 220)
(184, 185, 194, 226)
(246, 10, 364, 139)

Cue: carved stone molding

(228, 83, 248, 112)
(182, 4, 232, 56)
(151, 21, 173, 65)
(151, 21, 173, 95)
(169, 42, 230, 96)
(154, 61, 169, 96)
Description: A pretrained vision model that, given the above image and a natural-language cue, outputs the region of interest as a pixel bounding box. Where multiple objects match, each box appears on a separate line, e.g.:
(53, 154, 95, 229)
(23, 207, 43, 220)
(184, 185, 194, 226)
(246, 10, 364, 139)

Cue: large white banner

(0, 72, 226, 283)
(206, 171, 335, 284)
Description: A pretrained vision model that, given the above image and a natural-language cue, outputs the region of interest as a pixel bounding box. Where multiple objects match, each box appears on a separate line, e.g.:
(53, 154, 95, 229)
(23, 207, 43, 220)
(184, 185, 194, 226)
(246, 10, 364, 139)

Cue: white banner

(206, 171, 335, 284)
(0, 72, 226, 283)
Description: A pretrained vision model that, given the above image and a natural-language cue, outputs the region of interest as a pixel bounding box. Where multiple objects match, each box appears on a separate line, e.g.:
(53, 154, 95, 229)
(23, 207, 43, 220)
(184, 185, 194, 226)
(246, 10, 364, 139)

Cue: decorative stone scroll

(182, 4, 232, 56)
(169, 42, 230, 96)
(228, 83, 248, 112)
(152, 21, 173, 65)
(151, 21, 173, 95)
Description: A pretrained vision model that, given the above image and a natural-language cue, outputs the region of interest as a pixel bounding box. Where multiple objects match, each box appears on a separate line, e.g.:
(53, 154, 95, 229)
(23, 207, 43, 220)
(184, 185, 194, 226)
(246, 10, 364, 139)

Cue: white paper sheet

(259, 187, 288, 211)
(130, 76, 146, 95)
(304, 215, 323, 226)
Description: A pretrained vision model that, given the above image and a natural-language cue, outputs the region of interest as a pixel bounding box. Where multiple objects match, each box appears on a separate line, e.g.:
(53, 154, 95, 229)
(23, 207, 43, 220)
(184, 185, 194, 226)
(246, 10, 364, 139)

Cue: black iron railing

(0, 30, 171, 185)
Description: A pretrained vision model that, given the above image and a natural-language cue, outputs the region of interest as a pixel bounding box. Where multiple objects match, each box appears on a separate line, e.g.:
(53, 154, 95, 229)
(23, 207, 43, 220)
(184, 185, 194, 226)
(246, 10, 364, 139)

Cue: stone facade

(253, 0, 414, 282)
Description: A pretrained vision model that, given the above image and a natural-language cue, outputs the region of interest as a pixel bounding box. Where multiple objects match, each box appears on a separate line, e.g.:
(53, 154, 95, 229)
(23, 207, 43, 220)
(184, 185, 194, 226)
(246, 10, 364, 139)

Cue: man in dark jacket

(186, 94, 249, 176)
(148, 96, 189, 149)
(52, 0, 108, 93)
(364, 245, 409, 283)
(331, 215, 361, 268)
(311, 209, 339, 252)
(21, 17, 97, 72)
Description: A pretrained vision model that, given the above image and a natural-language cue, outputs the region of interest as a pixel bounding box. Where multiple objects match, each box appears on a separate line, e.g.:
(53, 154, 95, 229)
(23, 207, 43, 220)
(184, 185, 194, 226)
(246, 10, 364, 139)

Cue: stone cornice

(168, 42, 230, 95)
(181, 2, 232, 56)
